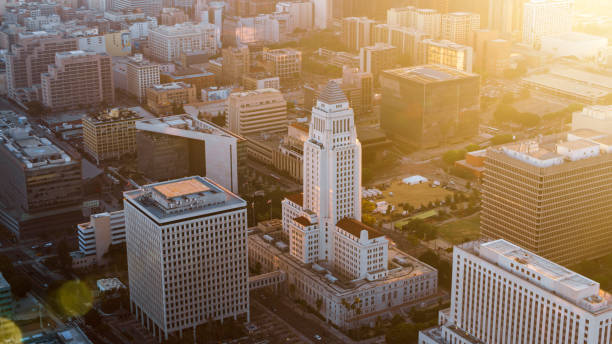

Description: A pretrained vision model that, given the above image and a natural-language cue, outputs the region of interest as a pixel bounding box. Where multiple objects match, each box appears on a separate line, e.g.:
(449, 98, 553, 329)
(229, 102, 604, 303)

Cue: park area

(436, 213, 480, 244)
(378, 181, 453, 209)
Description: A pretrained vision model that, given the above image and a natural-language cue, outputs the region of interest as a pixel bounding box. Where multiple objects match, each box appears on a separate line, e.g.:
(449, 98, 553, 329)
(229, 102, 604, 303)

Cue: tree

(25, 101, 47, 117)
(442, 149, 467, 165)
(8, 274, 31, 297)
(465, 143, 480, 152)
(385, 322, 418, 344)
(491, 134, 515, 146)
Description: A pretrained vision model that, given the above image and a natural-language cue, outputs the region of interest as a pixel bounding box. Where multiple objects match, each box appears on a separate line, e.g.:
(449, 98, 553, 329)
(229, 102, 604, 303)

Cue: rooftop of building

(152, 22, 215, 36)
(318, 81, 349, 105)
(460, 240, 612, 314)
(382, 64, 478, 84)
(522, 73, 610, 99)
(84, 108, 142, 124)
(136, 114, 245, 141)
(336, 218, 384, 239)
(294, 216, 313, 226)
(161, 66, 214, 78)
(124, 176, 245, 224)
(362, 42, 396, 51)
(0, 111, 76, 170)
(150, 82, 193, 91)
(285, 193, 303, 207)
(56, 50, 99, 59)
(263, 48, 302, 56)
(421, 39, 471, 50)
(542, 31, 608, 42)
(249, 232, 436, 294)
(230, 88, 283, 98)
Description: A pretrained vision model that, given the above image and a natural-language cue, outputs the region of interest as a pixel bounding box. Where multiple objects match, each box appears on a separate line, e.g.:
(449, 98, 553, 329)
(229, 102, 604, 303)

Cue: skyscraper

(522, 0, 573, 47)
(125, 176, 249, 341)
(441, 12, 480, 45)
(482, 133, 612, 265)
(419, 240, 612, 344)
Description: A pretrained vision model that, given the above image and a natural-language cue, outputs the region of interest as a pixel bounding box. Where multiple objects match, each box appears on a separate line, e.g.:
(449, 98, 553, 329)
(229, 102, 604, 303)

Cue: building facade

(482, 133, 612, 265)
(222, 46, 250, 84)
(146, 82, 197, 115)
(125, 176, 249, 341)
(82, 108, 141, 164)
(419, 240, 612, 344)
(418, 39, 473, 73)
(342, 17, 377, 51)
(41, 51, 114, 111)
(227, 88, 287, 136)
(262, 48, 302, 86)
(72, 211, 126, 269)
(126, 54, 160, 103)
(374, 24, 430, 65)
(135, 115, 247, 194)
(149, 22, 217, 62)
(441, 12, 480, 45)
(0, 273, 13, 320)
(380, 65, 480, 148)
(522, 0, 573, 47)
(359, 43, 398, 81)
(572, 105, 612, 135)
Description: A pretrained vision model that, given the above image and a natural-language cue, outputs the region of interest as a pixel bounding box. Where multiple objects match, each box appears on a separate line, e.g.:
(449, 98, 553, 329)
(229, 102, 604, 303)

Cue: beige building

(441, 12, 480, 45)
(418, 39, 473, 73)
(126, 54, 160, 103)
(243, 73, 280, 90)
(41, 50, 115, 111)
(83, 108, 142, 164)
(146, 82, 197, 115)
(572, 105, 612, 135)
(221, 46, 250, 84)
(160, 7, 188, 26)
(149, 22, 217, 62)
(482, 132, 612, 265)
(359, 43, 397, 81)
(227, 88, 287, 136)
(262, 48, 302, 86)
(342, 17, 377, 51)
(273, 122, 308, 181)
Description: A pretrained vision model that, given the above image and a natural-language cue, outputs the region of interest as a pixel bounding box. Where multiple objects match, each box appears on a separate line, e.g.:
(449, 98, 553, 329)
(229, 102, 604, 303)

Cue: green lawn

(394, 210, 439, 229)
(436, 213, 481, 245)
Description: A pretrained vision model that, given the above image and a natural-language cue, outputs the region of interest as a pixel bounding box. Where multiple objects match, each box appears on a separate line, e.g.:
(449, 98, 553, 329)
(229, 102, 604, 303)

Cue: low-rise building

(572, 105, 612, 135)
(146, 82, 197, 115)
(149, 22, 217, 62)
(126, 54, 160, 103)
(83, 108, 141, 164)
(243, 73, 280, 90)
(160, 66, 215, 95)
(540, 32, 608, 63)
(262, 48, 302, 86)
(71, 211, 126, 269)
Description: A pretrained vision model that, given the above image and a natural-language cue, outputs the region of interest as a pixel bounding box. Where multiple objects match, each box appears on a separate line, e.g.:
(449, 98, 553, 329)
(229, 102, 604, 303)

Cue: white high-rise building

(312, 0, 331, 29)
(149, 22, 217, 62)
(126, 54, 160, 103)
(522, 0, 573, 47)
(276, 1, 314, 31)
(125, 176, 249, 341)
(441, 12, 480, 45)
(419, 239, 612, 344)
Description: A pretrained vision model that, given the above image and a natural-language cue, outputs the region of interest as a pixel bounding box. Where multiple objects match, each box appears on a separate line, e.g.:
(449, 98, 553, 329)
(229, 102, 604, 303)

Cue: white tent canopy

(402, 175, 428, 185)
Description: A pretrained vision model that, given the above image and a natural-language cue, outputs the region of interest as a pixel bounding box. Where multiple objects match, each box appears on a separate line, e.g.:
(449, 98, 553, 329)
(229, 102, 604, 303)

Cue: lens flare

(56, 280, 93, 317)
(0, 318, 22, 343)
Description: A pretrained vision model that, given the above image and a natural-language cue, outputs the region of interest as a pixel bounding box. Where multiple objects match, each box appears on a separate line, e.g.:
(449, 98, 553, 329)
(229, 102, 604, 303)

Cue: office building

(146, 82, 197, 115)
(112, 0, 162, 17)
(249, 81, 438, 329)
(275, 1, 314, 31)
(482, 38, 511, 77)
(374, 24, 430, 65)
(412, 9, 441, 39)
(359, 43, 398, 80)
(125, 176, 249, 341)
(482, 133, 612, 265)
(71, 211, 126, 269)
(222, 46, 250, 84)
(522, 0, 573, 47)
(160, 7, 188, 26)
(228, 0, 275, 16)
(227, 88, 287, 136)
(572, 105, 612, 135)
(273, 122, 308, 182)
(135, 115, 247, 194)
(488, 0, 526, 34)
(40, 51, 114, 112)
(126, 54, 160, 103)
(342, 17, 377, 51)
(0, 112, 82, 239)
(149, 22, 217, 62)
(6, 32, 78, 106)
(262, 48, 302, 86)
(223, 14, 284, 46)
(312, 0, 331, 29)
(0, 273, 13, 320)
(341, 66, 374, 116)
(419, 239, 612, 344)
(471, 29, 502, 72)
(82, 108, 141, 164)
(441, 12, 480, 45)
(380, 65, 480, 148)
(418, 39, 473, 72)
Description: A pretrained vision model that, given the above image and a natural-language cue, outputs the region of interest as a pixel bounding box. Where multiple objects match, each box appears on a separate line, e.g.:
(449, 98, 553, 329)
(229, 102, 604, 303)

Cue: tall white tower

(303, 81, 362, 261)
